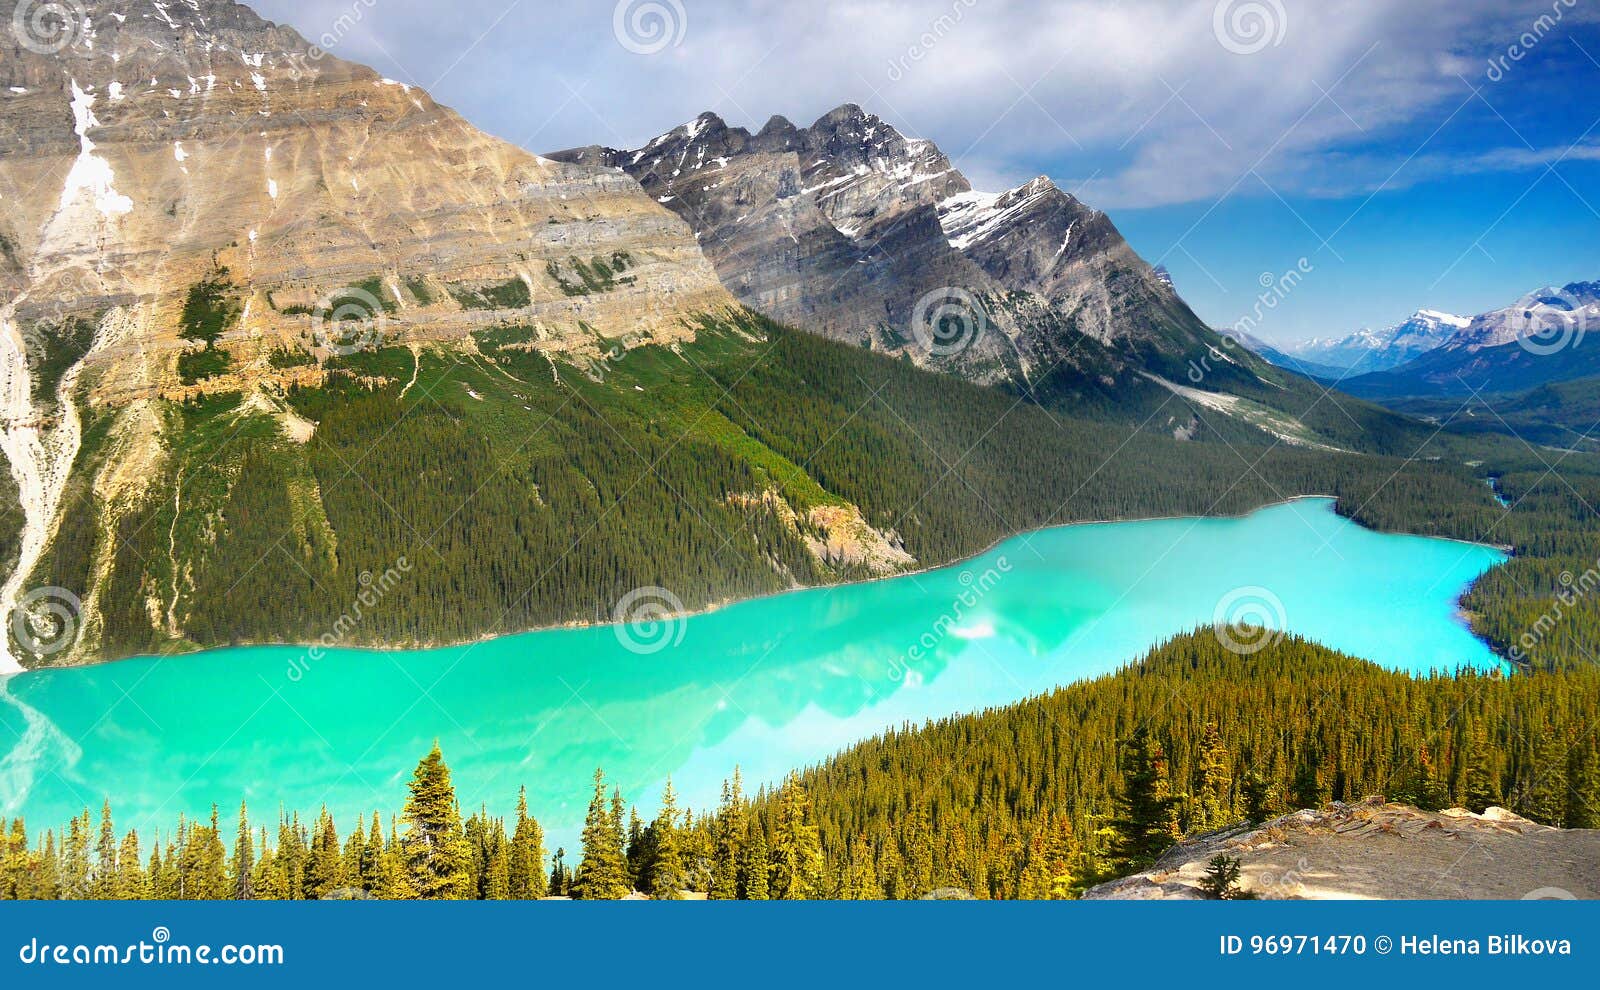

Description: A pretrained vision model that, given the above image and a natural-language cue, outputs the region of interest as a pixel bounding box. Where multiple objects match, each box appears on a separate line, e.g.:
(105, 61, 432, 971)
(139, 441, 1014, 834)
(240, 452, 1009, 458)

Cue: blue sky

(252, 0, 1600, 345)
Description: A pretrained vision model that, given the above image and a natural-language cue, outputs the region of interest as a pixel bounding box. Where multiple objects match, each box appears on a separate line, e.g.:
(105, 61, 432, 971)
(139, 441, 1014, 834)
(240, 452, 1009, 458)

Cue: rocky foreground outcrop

(1085, 797, 1600, 900)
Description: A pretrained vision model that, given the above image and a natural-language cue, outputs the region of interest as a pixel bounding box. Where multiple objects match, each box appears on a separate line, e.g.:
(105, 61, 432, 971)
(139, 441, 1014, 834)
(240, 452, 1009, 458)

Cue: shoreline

(11, 492, 1514, 676)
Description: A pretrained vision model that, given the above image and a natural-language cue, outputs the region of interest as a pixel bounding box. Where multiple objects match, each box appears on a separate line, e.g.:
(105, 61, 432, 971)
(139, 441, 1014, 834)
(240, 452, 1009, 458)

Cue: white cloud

(252, 0, 1598, 207)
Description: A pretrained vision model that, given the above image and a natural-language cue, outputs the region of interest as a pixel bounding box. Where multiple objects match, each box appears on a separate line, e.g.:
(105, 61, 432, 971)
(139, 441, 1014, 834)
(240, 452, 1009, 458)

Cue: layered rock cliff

(0, 0, 737, 668)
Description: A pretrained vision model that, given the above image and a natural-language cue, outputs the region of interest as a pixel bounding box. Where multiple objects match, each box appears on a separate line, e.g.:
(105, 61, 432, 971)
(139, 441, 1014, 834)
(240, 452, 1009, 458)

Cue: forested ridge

(4, 633, 1596, 901)
(25, 310, 1599, 672)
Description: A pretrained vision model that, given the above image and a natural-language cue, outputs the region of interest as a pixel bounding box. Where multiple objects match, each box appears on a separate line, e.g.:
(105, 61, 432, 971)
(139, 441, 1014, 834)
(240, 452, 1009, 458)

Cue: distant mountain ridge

(551, 105, 1262, 397)
(1271, 310, 1468, 375)
(1339, 281, 1600, 399)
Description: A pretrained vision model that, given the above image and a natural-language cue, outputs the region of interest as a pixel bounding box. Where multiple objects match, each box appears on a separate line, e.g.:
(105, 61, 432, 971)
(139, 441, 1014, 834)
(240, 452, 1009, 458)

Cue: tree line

(6, 632, 1596, 901)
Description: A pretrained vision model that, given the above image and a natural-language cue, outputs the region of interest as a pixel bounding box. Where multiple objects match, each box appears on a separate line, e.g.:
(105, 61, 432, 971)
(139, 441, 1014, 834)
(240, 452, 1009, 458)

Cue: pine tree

(1107, 728, 1179, 871)
(768, 773, 822, 900)
(838, 835, 883, 899)
(1518, 722, 1569, 825)
(648, 778, 685, 899)
(230, 803, 254, 900)
(709, 771, 746, 899)
(359, 816, 384, 892)
(341, 813, 366, 891)
(1568, 745, 1600, 829)
(90, 801, 117, 899)
(508, 787, 547, 899)
(1242, 768, 1276, 824)
(1462, 723, 1504, 812)
(548, 848, 568, 898)
(62, 810, 90, 899)
(1194, 722, 1233, 831)
(742, 825, 769, 900)
(114, 831, 146, 900)
(399, 744, 473, 899)
(572, 769, 629, 900)
(484, 839, 511, 900)
(305, 808, 343, 898)
(378, 819, 417, 900)
(1290, 752, 1327, 810)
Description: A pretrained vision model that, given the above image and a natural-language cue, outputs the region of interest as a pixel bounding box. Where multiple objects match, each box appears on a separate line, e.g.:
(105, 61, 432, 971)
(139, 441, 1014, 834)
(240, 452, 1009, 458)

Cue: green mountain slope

(15, 308, 1526, 667)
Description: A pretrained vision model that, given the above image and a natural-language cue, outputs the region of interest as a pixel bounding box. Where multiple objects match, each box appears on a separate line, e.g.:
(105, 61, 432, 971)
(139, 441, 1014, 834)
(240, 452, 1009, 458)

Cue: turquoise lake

(0, 498, 1507, 844)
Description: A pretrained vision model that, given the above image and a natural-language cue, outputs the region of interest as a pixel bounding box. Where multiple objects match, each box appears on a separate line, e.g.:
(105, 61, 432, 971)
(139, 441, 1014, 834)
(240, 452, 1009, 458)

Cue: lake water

(0, 498, 1506, 845)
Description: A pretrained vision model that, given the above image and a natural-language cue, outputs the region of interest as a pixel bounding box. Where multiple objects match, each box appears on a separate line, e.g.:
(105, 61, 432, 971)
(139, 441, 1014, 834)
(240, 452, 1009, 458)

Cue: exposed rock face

(552, 104, 1238, 393)
(0, 0, 737, 668)
(0, 0, 732, 386)
(1085, 798, 1600, 900)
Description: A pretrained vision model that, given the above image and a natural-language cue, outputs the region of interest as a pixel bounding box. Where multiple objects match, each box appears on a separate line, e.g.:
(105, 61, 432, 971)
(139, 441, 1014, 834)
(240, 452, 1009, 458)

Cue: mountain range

(0, 0, 1452, 670)
(1276, 310, 1470, 375)
(1334, 282, 1600, 399)
(549, 106, 1258, 398)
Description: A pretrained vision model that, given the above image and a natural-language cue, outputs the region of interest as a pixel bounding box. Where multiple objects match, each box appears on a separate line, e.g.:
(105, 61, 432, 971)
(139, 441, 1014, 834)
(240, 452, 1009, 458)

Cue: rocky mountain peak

(551, 100, 1242, 393)
(755, 114, 799, 145)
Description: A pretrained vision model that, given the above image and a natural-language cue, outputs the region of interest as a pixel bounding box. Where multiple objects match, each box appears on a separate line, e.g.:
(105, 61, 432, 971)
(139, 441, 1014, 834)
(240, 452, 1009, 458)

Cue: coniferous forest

(4, 632, 1596, 901)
